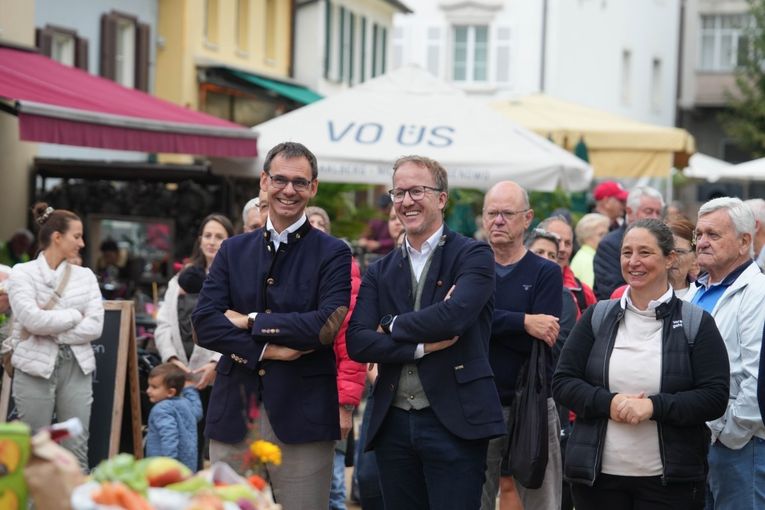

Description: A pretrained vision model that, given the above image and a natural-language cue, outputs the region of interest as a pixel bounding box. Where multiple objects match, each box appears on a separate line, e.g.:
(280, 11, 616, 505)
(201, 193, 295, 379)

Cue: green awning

(228, 69, 322, 105)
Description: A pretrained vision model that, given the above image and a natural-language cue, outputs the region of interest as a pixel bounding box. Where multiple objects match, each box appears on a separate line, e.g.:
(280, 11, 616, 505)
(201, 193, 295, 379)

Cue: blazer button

(265, 309, 272, 313)
(436, 280, 443, 287)
(266, 277, 275, 285)
(258, 369, 266, 376)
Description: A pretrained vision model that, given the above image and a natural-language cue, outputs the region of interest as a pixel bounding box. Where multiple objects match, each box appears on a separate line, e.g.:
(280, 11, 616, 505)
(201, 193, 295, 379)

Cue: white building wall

(392, 0, 543, 97)
(545, 0, 680, 126)
(394, 0, 680, 125)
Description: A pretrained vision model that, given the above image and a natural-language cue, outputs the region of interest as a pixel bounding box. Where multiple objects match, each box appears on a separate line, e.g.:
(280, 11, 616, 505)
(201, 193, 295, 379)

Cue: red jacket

(562, 265, 597, 318)
(334, 259, 366, 406)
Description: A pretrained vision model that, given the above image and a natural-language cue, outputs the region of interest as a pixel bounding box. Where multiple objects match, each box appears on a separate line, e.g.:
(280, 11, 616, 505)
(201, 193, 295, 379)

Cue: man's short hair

(149, 363, 187, 395)
(263, 142, 318, 179)
(626, 186, 665, 211)
(699, 196, 755, 257)
(392, 155, 448, 193)
(242, 197, 260, 224)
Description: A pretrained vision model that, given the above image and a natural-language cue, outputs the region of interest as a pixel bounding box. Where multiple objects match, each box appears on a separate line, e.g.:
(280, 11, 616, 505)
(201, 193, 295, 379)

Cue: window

(621, 49, 632, 106)
(495, 26, 511, 83)
(115, 18, 136, 88)
(427, 27, 441, 77)
(369, 23, 387, 78)
(393, 26, 404, 68)
(204, 0, 220, 46)
(100, 12, 150, 91)
(651, 58, 662, 112)
(36, 25, 88, 70)
(699, 14, 751, 71)
(265, 0, 278, 63)
(236, 0, 249, 53)
(452, 25, 488, 82)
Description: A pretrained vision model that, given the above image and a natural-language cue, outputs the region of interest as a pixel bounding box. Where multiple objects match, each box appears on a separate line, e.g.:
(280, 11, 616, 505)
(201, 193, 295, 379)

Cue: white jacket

(7, 253, 104, 379)
(684, 261, 765, 449)
(154, 274, 220, 370)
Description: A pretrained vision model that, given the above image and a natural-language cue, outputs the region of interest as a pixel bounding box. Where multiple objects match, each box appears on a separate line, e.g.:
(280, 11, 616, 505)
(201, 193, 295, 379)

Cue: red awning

(0, 46, 258, 157)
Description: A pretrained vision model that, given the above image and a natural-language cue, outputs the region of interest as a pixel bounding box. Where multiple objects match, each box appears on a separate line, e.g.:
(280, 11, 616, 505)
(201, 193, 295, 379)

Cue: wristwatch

(379, 314, 394, 334)
(247, 312, 258, 329)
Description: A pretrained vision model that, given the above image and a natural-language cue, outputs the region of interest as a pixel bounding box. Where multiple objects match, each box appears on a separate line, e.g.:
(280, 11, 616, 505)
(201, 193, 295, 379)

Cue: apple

(144, 457, 191, 488)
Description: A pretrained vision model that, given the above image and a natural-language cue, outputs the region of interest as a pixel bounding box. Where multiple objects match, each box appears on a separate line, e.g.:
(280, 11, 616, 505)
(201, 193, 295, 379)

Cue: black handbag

(504, 338, 548, 489)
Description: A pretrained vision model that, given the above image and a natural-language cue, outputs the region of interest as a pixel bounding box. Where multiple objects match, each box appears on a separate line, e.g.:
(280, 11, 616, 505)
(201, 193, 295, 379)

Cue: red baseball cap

(593, 181, 628, 202)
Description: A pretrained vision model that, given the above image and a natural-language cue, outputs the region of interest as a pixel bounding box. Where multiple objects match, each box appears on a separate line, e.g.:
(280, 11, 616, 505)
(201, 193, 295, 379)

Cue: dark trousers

(355, 394, 384, 510)
(375, 406, 489, 510)
(571, 473, 705, 510)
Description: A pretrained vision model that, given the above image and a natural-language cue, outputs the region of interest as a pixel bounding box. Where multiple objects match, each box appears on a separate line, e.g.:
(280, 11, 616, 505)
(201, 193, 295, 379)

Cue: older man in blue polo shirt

(684, 196, 765, 510)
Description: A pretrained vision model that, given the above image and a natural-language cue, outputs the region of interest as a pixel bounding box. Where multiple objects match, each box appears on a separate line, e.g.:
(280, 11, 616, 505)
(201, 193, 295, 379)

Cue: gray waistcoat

(391, 253, 434, 410)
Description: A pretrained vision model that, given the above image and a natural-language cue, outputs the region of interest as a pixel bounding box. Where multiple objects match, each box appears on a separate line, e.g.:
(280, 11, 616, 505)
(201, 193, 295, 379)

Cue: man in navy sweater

(192, 142, 351, 510)
(479, 181, 563, 510)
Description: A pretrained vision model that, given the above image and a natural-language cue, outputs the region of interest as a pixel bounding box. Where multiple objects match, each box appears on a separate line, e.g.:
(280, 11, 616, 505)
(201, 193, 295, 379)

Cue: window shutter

(36, 27, 54, 57)
(135, 22, 151, 91)
(100, 13, 118, 80)
(75, 37, 89, 71)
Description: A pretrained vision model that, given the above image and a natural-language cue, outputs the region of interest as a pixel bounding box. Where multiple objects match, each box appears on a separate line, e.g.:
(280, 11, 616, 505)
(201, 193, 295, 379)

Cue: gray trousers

(209, 405, 334, 510)
(481, 397, 563, 510)
(13, 345, 92, 471)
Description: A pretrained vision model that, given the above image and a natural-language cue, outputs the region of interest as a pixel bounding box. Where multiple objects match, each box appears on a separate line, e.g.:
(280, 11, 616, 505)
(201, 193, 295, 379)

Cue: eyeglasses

(266, 172, 313, 192)
(388, 186, 442, 203)
(483, 209, 530, 221)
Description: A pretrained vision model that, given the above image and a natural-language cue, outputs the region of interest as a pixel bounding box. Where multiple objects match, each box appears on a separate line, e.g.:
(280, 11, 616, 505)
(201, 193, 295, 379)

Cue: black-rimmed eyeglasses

(388, 186, 442, 203)
(266, 172, 313, 192)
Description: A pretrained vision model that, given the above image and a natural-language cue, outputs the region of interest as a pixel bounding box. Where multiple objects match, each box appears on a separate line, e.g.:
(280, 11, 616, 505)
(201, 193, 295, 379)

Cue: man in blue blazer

(192, 142, 351, 510)
(347, 155, 505, 510)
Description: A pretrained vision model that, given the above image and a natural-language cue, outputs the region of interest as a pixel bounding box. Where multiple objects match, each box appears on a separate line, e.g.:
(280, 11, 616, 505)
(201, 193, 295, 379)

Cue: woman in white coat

(7, 202, 104, 470)
(153, 213, 234, 462)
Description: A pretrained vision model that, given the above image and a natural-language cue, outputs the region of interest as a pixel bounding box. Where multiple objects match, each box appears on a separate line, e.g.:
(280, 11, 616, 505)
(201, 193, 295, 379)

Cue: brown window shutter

(75, 37, 89, 71)
(135, 22, 150, 91)
(100, 13, 117, 80)
(36, 27, 54, 57)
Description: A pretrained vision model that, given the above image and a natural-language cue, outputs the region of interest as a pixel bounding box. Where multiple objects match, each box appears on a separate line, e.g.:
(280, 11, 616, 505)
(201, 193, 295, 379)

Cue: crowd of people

(1, 140, 765, 510)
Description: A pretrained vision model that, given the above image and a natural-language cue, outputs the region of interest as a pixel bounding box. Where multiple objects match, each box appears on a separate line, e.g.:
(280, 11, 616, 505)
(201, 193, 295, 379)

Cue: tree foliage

(721, 0, 765, 157)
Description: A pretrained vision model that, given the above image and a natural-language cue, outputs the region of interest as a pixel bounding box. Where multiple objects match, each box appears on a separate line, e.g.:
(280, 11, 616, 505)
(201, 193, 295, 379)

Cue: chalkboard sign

(0, 300, 142, 468)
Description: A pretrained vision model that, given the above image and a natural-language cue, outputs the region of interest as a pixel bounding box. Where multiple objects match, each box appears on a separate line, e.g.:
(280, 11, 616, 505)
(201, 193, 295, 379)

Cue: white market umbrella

(684, 153, 732, 182)
(251, 65, 592, 192)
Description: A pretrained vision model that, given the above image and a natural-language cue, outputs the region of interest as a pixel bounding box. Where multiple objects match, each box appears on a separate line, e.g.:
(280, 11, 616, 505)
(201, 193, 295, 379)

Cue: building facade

(393, 0, 680, 126)
(0, 0, 36, 237)
(294, 0, 411, 97)
(155, 0, 299, 129)
(677, 0, 751, 161)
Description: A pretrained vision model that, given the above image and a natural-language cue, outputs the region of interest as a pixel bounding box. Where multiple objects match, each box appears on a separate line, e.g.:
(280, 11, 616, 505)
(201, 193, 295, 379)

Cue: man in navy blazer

(192, 142, 351, 509)
(347, 155, 505, 509)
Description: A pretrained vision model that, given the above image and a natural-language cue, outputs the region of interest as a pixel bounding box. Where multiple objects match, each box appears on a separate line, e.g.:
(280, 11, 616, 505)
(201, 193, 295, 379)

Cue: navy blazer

(347, 226, 505, 449)
(192, 221, 352, 444)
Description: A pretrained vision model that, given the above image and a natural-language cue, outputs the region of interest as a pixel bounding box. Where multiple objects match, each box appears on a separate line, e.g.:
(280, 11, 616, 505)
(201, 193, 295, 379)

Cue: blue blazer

(192, 221, 352, 444)
(347, 226, 505, 449)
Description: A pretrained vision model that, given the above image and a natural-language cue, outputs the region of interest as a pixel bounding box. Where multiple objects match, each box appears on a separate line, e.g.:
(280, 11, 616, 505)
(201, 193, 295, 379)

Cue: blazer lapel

(419, 229, 451, 307)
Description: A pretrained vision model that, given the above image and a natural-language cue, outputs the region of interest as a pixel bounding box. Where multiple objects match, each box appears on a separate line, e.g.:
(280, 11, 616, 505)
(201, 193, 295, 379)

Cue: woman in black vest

(553, 219, 729, 510)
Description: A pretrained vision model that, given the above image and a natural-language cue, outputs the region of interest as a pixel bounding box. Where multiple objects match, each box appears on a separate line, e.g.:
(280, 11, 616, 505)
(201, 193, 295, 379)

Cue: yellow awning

(492, 94, 695, 179)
